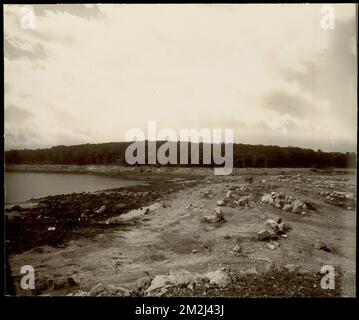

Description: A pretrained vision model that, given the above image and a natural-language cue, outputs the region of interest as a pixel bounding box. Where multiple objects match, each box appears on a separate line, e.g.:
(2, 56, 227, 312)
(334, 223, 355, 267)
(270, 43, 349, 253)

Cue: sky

(4, 4, 357, 152)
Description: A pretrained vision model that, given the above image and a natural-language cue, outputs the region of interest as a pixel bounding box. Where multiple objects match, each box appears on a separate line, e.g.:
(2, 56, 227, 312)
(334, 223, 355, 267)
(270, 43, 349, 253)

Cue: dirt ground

(5, 166, 356, 297)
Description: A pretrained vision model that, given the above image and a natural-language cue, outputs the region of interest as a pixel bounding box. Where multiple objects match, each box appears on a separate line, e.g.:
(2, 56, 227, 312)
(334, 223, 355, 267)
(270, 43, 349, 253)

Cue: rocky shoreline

(5, 167, 202, 255)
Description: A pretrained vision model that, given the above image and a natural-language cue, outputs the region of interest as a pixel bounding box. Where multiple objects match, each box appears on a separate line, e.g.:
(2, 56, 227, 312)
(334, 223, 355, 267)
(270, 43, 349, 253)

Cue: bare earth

(7, 166, 356, 297)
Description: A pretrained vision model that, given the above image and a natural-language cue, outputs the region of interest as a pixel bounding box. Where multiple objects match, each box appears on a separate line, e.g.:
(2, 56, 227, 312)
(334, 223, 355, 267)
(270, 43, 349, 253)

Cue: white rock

(146, 275, 171, 293)
(267, 243, 276, 250)
(241, 268, 259, 275)
(225, 191, 232, 198)
(95, 206, 106, 214)
(204, 270, 231, 288)
(261, 194, 273, 204)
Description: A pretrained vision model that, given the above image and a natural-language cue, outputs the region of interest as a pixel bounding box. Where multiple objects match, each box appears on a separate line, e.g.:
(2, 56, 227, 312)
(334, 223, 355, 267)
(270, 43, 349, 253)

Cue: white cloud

(4, 4, 357, 152)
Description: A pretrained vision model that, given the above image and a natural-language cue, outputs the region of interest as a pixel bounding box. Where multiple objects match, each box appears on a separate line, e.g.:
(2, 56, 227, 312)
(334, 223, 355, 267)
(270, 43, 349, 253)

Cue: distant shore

(5, 164, 356, 178)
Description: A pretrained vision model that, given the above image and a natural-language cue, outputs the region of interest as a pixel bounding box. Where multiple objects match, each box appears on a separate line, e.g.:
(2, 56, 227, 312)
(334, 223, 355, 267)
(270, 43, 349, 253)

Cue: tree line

(4, 142, 356, 168)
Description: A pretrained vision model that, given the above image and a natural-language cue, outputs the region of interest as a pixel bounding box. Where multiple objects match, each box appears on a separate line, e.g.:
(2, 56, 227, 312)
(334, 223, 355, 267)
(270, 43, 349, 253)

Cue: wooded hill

(5, 142, 356, 168)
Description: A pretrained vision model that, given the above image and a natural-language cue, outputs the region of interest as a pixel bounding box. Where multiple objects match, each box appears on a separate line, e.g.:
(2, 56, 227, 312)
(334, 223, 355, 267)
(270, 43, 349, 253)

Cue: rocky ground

(5, 166, 356, 297)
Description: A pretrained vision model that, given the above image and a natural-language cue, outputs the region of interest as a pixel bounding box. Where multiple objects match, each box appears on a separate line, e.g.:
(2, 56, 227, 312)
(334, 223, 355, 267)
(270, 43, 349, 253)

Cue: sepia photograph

(3, 3, 357, 303)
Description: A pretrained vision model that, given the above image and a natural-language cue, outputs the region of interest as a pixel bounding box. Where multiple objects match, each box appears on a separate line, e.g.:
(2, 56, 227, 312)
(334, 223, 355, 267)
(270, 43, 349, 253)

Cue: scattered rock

(284, 264, 301, 272)
(261, 192, 315, 213)
(95, 205, 106, 214)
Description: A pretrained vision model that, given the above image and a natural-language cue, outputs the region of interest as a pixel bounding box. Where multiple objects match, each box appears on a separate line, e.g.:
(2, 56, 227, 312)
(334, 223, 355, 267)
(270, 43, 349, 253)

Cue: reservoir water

(5, 171, 144, 204)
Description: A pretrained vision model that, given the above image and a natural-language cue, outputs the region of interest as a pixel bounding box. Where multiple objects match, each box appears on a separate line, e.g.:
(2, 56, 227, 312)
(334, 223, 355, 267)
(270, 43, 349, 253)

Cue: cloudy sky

(4, 4, 357, 152)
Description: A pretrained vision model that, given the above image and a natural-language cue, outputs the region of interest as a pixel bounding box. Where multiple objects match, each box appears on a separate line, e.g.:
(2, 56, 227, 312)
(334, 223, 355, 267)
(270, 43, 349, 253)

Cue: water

(5, 171, 144, 204)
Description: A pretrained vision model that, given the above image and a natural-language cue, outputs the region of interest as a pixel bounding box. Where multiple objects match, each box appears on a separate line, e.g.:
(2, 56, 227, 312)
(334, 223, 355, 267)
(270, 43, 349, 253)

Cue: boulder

(264, 219, 278, 232)
(136, 276, 152, 292)
(277, 222, 292, 234)
(257, 229, 276, 241)
(267, 243, 276, 250)
(88, 283, 107, 296)
(95, 205, 106, 214)
(225, 191, 233, 199)
(240, 268, 259, 275)
(345, 193, 355, 200)
(237, 196, 250, 206)
(232, 245, 241, 253)
(145, 275, 171, 293)
(292, 199, 304, 212)
(282, 203, 292, 211)
(204, 270, 231, 288)
(261, 194, 273, 204)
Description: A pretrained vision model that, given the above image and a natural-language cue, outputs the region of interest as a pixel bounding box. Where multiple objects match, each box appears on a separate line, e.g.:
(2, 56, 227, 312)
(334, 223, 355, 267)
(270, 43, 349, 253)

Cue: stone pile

(319, 191, 356, 209)
(216, 188, 253, 209)
(261, 192, 315, 213)
(203, 207, 225, 223)
(201, 189, 216, 200)
(68, 283, 130, 296)
(257, 218, 292, 241)
(140, 269, 233, 296)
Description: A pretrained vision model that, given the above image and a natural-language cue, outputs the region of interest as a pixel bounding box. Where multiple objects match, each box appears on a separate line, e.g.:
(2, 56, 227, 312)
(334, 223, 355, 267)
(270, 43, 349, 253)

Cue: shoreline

(5, 170, 201, 255)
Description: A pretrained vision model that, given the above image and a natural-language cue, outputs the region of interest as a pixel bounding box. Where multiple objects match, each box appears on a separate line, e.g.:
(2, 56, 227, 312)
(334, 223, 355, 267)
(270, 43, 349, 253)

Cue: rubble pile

(135, 269, 233, 296)
(202, 207, 226, 223)
(200, 189, 216, 199)
(216, 188, 253, 209)
(319, 191, 356, 210)
(68, 283, 130, 297)
(261, 192, 315, 214)
(257, 218, 292, 241)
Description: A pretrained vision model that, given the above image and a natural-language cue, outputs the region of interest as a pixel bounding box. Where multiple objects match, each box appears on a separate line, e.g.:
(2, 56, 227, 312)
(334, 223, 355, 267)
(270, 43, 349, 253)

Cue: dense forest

(4, 142, 356, 168)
